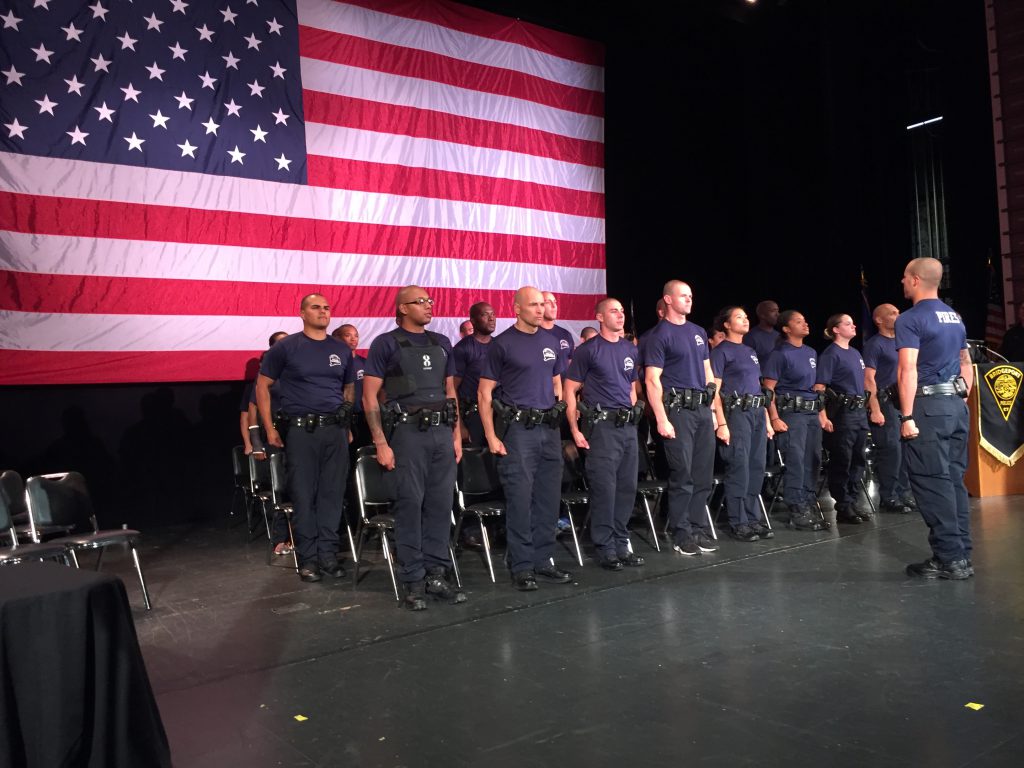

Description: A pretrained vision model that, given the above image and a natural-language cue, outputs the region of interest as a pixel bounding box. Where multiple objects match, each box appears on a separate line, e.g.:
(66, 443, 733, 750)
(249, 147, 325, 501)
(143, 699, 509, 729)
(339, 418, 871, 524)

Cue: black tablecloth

(0, 562, 171, 768)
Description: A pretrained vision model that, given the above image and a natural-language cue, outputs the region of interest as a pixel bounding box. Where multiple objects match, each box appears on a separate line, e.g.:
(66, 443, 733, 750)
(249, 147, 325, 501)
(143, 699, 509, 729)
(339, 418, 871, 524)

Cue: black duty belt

(918, 378, 968, 398)
(775, 395, 822, 414)
(495, 400, 567, 429)
(278, 413, 347, 430)
(585, 404, 644, 427)
(827, 391, 869, 411)
(664, 386, 713, 411)
(723, 393, 768, 412)
(459, 398, 479, 415)
(392, 406, 455, 429)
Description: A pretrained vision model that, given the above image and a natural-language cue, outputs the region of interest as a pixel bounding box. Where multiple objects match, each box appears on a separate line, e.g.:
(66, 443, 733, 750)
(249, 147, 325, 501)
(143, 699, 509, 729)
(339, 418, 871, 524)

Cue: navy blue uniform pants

(496, 423, 562, 574)
(825, 408, 867, 506)
(662, 405, 714, 543)
(585, 421, 638, 558)
(387, 424, 457, 583)
(719, 406, 767, 527)
(872, 398, 911, 502)
(776, 410, 821, 507)
(285, 423, 349, 568)
(905, 394, 971, 563)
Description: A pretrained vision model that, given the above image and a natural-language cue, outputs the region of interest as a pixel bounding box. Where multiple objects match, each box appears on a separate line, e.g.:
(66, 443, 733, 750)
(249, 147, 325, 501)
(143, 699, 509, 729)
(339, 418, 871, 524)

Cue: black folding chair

(454, 446, 506, 583)
(1, 476, 72, 566)
(559, 441, 587, 566)
(25, 472, 152, 610)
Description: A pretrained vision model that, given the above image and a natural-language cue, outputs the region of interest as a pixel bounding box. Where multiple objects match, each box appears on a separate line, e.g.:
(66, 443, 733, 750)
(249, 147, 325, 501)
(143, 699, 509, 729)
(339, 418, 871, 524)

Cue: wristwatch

(898, 414, 914, 423)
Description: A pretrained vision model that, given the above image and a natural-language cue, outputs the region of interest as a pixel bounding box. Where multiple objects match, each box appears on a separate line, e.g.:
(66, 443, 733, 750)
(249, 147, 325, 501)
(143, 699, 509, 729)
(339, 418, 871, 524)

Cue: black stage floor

(102, 496, 1023, 767)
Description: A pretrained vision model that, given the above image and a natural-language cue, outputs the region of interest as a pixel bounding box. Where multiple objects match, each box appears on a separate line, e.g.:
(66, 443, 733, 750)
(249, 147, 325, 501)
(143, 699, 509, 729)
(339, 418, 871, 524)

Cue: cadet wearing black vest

(257, 295, 355, 583)
(363, 285, 465, 610)
(897, 258, 974, 580)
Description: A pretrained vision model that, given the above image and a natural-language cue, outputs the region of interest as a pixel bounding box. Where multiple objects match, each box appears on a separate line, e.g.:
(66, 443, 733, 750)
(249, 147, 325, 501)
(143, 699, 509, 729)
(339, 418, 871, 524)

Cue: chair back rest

(231, 446, 251, 488)
(355, 453, 391, 519)
(0, 478, 12, 533)
(25, 472, 96, 533)
(0, 470, 28, 520)
(250, 451, 273, 493)
(457, 447, 500, 497)
(268, 452, 288, 503)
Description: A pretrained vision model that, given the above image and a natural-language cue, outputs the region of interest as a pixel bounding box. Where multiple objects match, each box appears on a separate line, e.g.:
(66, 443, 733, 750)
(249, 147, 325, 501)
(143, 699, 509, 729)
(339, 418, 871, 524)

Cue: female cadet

(815, 314, 872, 524)
(761, 311, 827, 531)
(710, 307, 774, 542)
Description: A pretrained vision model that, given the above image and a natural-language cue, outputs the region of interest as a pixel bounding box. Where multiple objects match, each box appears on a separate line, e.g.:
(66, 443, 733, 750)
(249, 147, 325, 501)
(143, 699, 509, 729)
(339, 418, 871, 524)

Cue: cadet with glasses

(363, 287, 465, 610)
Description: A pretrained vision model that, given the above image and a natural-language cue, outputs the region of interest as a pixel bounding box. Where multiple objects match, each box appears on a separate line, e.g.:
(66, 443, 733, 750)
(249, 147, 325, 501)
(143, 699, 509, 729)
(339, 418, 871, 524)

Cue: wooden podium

(965, 383, 1024, 496)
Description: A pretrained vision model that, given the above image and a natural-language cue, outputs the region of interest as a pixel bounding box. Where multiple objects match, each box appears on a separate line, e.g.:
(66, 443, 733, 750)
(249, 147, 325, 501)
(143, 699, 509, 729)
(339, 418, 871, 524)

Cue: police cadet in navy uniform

(478, 286, 572, 591)
(333, 324, 370, 450)
(710, 306, 775, 542)
(362, 285, 466, 610)
(564, 297, 645, 571)
(762, 310, 827, 531)
(864, 304, 915, 514)
(452, 301, 496, 447)
(816, 313, 873, 525)
(745, 300, 781, 363)
(541, 291, 576, 371)
(644, 280, 725, 557)
(896, 257, 974, 580)
(257, 295, 356, 583)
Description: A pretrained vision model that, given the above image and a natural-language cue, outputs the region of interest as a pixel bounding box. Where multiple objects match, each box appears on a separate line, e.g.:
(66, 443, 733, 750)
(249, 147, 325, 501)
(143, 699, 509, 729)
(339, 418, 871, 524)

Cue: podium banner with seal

(976, 363, 1024, 466)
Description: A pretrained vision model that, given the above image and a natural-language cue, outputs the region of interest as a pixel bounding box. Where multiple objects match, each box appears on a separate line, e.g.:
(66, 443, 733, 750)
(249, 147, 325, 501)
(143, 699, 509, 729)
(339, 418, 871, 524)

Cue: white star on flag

(89, 2, 108, 21)
(175, 91, 194, 110)
(94, 102, 115, 122)
(228, 145, 245, 164)
(271, 108, 289, 125)
(202, 117, 220, 135)
(35, 94, 58, 115)
(221, 7, 238, 25)
(178, 139, 198, 158)
(146, 63, 166, 81)
(275, 154, 291, 171)
(117, 31, 137, 50)
(1, 10, 22, 30)
(244, 33, 262, 51)
(222, 52, 240, 69)
(5, 118, 28, 139)
(196, 24, 214, 42)
(124, 132, 145, 152)
(4, 66, 25, 86)
(150, 110, 170, 128)
(121, 83, 142, 102)
(267, 18, 283, 35)
(250, 124, 268, 142)
(169, 42, 188, 61)
(64, 23, 84, 42)
(32, 44, 54, 64)
(199, 72, 217, 90)
(91, 54, 112, 73)
(248, 80, 265, 98)
(224, 99, 242, 117)
(171, 0, 189, 14)
(65, 75, 85, 95)
(270, 62, 286, 79)
(144, 13, 163, 32)
(67, 125, 89, 145)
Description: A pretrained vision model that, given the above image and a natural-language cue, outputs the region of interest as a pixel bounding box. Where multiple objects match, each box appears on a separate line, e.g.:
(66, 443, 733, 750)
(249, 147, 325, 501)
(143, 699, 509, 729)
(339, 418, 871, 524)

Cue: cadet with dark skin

(452, 301, 496, 447)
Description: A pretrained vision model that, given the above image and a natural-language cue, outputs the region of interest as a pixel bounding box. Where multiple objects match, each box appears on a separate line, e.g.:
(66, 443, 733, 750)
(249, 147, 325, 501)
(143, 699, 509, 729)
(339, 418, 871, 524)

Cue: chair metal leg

(287, 516, 299, 573)
(448, 546, 462, 588)
(479, 516, 496, 583)
(67, 548, 80, 568)
(345, 523, 357, 564)
(860, 479, 877, 514)
(380, 529, 400, 601)
(641, 495, 661, 552)
(758, 493, 774, 530)
(130, 545, 152, 610)
(94, 546, 106, 571)
(563, 504, 583, 566)
(353, 523, 367, 586)
(704, 506, 718, 540)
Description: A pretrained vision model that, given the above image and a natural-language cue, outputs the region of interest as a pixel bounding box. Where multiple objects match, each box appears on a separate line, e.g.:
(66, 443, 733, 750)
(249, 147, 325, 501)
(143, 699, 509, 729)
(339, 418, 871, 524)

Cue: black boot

(403, 580, 427, 611)
(425, 567, 467, 604)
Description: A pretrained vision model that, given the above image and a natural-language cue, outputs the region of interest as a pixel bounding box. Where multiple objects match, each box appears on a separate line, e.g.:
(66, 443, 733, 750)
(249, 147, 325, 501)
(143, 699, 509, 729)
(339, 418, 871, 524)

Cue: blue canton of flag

(0, 0, 306, 183)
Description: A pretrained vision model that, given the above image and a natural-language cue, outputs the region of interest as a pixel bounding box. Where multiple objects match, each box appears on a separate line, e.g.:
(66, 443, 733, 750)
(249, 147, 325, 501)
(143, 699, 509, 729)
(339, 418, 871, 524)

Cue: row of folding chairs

(0, 469, 152, 610)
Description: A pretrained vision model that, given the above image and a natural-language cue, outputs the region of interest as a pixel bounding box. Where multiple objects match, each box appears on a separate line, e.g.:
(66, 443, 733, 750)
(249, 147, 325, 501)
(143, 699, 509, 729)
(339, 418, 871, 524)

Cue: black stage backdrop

(0, 0, 999, 526)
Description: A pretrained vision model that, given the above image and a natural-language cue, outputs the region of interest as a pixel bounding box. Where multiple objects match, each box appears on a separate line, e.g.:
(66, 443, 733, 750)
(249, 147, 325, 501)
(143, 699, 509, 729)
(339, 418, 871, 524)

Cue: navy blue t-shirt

(862, 333, 897, 390)
(744, 326, 780, 363)
(364, 328, 455, 405)
(761, 342, 818, 398)
(565, 335, 637, 409)
(710, 340, 762, 396)
(816, 343, 866, 395)
(481, 326, 565, 409)
(240, 381, 255, 413)
(642, 320, 710, 390)
(451, 335, 492, 401)
(259, 333, 355, 416)
(248, 379, 281, 414)
(352, 353, 367, 413)
(543, 324, 575, 370)
(895, 298, 968, 385)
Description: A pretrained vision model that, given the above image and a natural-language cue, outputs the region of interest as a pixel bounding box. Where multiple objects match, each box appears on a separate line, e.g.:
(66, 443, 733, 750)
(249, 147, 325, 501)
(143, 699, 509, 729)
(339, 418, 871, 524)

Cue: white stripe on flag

(0, 232, 607, 293)
(300, 58, 604, 143)
(304, 123, 604, 194)
(297, 0, 605, 92)
(0, 311, 593, 352)
(0, 153, 606, 244)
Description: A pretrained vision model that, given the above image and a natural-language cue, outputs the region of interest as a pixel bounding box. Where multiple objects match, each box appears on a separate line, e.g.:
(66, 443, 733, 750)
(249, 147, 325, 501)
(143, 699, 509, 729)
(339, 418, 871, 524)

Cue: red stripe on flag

(306, 155, 604, 218)
(299, 26, 603, 117)
(337, 0, 606, 67)
(303, 90, 604, 169)
(0, 350, 260, 385)
(0, 270, 604, 318)
(0, 193, 607, 270)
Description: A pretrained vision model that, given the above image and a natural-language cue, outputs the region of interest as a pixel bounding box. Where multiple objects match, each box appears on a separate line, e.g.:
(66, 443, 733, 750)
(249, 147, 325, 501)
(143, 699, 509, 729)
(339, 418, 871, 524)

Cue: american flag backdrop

(0, 0, 605, 384)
